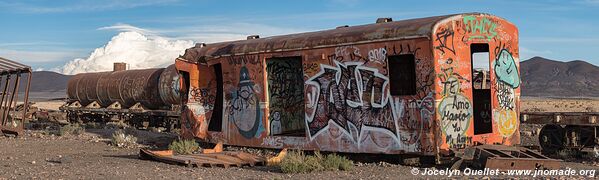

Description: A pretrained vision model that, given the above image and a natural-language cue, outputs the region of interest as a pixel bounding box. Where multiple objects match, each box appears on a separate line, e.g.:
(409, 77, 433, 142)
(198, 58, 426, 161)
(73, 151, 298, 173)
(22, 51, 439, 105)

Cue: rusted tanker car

(173, 13, 534, 165)
(62, 64, 183, 130)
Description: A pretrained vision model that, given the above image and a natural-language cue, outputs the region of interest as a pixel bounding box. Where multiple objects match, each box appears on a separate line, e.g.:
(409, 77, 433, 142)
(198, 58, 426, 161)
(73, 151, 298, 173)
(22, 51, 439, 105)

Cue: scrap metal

(0, 57, 32, 135)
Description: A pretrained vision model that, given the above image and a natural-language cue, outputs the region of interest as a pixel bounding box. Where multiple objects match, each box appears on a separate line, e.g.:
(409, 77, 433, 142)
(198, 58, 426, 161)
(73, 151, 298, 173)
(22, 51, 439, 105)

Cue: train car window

(266, 56, 306, 136)
(388, 54, 417, 96)
(472, 44, 491, 90)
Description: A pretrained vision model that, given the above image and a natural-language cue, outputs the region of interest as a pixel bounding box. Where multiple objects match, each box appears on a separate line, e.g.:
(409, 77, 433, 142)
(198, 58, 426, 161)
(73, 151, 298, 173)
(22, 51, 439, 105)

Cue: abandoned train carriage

(175, 13, 520, 158)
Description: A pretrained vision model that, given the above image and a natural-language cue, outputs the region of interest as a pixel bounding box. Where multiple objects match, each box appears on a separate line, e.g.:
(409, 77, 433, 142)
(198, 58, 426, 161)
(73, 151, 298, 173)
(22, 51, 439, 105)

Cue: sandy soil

(521, 97, 599, 112)
(1, 127, 598, 180)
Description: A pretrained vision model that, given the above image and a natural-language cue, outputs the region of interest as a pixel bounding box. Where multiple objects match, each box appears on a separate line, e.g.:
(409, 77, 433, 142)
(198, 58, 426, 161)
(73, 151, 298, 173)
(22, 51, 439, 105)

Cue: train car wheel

(539, 124, 565, 154)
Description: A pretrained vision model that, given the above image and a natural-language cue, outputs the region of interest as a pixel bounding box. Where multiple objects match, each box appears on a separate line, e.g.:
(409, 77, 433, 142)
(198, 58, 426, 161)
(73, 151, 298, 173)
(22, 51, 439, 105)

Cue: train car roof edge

(179, 12, 505, 65)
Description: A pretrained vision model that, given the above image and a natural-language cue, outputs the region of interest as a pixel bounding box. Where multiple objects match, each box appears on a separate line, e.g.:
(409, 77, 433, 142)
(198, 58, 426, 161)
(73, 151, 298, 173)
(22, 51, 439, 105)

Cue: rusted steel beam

(0, 75, 10, 126)
(4, 74, 20, 124)
(461, 145, 561, 170)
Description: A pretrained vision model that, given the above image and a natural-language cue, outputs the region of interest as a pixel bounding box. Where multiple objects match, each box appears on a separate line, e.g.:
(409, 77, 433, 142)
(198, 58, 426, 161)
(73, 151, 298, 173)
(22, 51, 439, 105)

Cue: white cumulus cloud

(60, 31, 194, 75)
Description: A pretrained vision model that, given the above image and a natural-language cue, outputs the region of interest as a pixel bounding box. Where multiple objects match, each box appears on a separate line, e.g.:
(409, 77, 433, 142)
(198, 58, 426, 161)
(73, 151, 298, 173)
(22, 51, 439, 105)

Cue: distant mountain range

(18, 56, 599, 99)
(18, 71, 71, 100)
(521, 56, 599, 97)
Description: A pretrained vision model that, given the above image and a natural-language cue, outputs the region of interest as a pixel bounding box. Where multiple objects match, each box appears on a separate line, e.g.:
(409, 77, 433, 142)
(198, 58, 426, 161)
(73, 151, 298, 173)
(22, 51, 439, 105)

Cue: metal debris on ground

(139, 142, 286, 168)
(455, 144, 561, 170)
(0, 57, 32, 136)
(139, 149, 267, 168)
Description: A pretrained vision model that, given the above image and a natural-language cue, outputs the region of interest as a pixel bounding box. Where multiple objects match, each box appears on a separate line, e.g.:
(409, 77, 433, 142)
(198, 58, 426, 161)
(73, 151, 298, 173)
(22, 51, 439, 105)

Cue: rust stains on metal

(180, 14, 458, 64)
(139, 148, 267, 168)
(458, 145, 561, 170)
(67, 64, 181, 109)
(113, 62, 127, 71)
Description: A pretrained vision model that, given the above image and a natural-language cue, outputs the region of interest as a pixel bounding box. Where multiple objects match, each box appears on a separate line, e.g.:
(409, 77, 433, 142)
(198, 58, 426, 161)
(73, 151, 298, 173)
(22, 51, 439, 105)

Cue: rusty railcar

(62, 64, 183, 130)
(522, 112, 599, 154)
(174, 13, 523, 161)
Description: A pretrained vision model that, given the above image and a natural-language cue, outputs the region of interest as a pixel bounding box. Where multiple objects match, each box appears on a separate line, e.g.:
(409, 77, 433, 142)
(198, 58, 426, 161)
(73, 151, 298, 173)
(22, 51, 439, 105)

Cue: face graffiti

(227, 65, 264, 139)
(493, 49, 520, 137)
(494, 49, 520, 88)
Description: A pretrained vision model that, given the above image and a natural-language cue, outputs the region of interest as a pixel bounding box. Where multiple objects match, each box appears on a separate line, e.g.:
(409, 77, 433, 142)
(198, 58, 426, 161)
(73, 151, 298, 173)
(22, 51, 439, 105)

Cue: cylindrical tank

(67, 64, 181, 109)
(159, 65, 182, 105)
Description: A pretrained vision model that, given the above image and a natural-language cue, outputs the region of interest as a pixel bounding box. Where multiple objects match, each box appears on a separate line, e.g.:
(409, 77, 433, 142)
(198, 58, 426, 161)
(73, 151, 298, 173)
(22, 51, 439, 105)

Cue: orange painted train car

(174, 13, 520, 159)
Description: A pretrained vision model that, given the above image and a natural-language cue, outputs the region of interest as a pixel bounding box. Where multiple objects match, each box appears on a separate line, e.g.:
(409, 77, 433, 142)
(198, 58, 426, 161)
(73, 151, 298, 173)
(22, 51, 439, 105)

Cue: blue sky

(1, 0, 599, 71)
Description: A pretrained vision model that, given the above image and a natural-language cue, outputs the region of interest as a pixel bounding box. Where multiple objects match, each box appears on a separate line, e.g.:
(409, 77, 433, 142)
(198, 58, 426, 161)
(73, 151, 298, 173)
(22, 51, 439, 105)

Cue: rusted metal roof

(180, 13, 483, 63)
(0, 57, 31, 75)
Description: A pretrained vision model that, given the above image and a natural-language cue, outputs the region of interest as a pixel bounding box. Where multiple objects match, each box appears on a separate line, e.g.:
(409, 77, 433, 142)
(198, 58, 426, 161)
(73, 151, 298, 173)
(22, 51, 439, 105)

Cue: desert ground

(1, 98, 598, 179)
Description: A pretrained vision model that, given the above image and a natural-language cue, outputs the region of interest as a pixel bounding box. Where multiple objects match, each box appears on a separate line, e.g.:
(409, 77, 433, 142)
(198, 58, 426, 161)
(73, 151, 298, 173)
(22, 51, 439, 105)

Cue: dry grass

(280, 151, 353, 173)
(58, 124, 84, 136)
(111, 130, 138, 148)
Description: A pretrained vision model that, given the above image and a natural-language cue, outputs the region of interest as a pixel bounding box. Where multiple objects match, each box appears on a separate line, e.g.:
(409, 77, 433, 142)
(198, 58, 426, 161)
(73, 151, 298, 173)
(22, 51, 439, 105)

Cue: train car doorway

(208, 63, 223, 132)
(471, 44, 493, 135)
(266, 56, 306, 136)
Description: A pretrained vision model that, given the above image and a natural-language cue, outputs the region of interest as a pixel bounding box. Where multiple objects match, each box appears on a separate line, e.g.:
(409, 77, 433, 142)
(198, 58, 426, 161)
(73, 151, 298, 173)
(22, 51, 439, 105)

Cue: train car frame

(174, 13, 521, 161)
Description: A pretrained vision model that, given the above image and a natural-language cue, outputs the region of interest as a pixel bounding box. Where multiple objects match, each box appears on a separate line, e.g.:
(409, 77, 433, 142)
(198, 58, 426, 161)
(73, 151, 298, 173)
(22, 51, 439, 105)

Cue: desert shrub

(168, 139, 200, 155)
(280, 151, 316, 173)
(111, 130, 138, 148)
(321, 153, 354, 171)
(280, 151, 353, 173)
(59, 124, 84, 136)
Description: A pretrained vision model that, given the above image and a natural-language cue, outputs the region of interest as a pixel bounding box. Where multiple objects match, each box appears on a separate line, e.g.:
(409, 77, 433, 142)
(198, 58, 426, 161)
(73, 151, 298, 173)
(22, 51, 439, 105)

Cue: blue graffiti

(494, 49, 520, 88)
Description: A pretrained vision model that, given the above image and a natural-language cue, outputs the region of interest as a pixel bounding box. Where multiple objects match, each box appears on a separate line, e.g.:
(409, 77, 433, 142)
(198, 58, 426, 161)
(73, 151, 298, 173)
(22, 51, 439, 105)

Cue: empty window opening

(472, 45, 491, 90)
(266, 56, 306, 136)
(388, 54, 417, 96)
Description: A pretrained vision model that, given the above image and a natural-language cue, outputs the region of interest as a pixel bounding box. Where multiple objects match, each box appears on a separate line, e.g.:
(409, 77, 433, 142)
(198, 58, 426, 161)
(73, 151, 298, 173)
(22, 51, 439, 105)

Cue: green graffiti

(463, 16, 497, 41)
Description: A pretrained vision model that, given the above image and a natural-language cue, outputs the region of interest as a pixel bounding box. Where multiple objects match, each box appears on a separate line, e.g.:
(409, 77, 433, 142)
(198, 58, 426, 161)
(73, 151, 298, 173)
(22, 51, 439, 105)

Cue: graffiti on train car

(327, 45, 364, 63)
(432, 15, 520, 147)
(462, 15, 498, 41)
(190, 86, 216, 112)
(227, 65, 264, 139)
(368, 48, 387, 64)
(493, 49, 519, 137)
(437, 60, 473, 144)
(266, 59, 305, 135)
(302, 43, 435, 152)
(305, 61, 398, 141)
(434, 27, 455, 55)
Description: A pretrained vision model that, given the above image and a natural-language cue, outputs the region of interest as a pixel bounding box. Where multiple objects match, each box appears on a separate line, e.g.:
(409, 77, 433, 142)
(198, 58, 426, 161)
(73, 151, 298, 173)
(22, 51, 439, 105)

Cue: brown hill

(521, 57, 599, 97)
(18, 71, 71, 100)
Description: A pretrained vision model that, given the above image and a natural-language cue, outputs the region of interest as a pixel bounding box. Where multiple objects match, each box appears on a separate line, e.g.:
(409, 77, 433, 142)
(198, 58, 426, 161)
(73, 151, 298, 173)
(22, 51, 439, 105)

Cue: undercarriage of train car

(522, 112, 599, 155)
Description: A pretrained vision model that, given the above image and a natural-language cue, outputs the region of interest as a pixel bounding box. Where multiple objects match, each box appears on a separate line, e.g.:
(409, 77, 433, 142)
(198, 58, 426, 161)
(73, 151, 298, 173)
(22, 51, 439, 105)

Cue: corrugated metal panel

(0, 57, 31, 75)
(180, 13, 483, 63)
